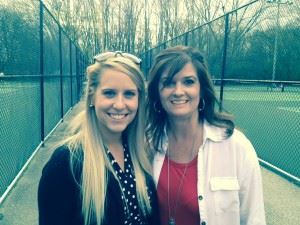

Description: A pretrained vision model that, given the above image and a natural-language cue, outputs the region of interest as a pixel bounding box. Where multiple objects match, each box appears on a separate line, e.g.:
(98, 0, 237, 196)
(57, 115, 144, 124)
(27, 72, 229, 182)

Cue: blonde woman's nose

(113, 95, 126, 109)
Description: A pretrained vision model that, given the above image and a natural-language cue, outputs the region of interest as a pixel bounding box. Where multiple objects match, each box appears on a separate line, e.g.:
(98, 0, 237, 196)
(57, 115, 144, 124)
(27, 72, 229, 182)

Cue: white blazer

(153, 121, 266, 225)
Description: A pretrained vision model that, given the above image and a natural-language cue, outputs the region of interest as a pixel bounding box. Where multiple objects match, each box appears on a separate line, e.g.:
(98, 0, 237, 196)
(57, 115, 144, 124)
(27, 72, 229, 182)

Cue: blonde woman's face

(93, 68, 138, 136)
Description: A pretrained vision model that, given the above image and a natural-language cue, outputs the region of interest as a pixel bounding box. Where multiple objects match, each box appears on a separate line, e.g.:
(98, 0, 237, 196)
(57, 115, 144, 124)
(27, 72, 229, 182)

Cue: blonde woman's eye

(102, 90, 116, 98)
(124, 90, 136, 98)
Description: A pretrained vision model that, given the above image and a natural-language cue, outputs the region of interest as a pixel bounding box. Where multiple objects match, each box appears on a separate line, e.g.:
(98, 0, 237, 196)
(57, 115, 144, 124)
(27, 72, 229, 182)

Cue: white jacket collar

(203, 120, 228, 143)
(158, 120, 228, 153)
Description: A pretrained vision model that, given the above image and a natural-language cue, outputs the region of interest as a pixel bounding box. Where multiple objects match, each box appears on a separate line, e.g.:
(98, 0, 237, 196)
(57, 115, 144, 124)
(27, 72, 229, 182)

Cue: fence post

(75, 48, 80, 101)
(184, 33, 188, 46)
(143, 51, 148, 79)
(219, 13, 229, 112)
(39, 0, 45, 144)
(149, 49, 153, 68)
(59, 27, 64, 119)
(80, 53, 84, 93)
(69, 41, 73, 106)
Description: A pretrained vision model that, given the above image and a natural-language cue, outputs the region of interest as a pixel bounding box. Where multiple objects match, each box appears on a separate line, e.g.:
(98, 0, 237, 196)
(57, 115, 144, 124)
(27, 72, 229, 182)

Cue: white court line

(278, 107, 300, 113)
(0, 89, 17, 94)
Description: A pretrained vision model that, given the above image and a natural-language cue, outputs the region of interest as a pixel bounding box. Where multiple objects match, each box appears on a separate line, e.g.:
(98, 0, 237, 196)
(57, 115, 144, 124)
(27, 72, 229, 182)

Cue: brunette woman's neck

(168, 117, 201, 140)
(167, 120, 203, 163)
(169, 123, 202, 142)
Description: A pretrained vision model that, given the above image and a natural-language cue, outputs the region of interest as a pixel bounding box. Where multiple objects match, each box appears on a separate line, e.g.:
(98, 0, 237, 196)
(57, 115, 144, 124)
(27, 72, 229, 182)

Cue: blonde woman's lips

(108, 113, 128, 120)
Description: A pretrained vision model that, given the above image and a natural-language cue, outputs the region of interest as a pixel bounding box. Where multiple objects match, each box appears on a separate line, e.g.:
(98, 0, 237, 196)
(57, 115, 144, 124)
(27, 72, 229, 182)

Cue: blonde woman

(38, 52, 160, 225)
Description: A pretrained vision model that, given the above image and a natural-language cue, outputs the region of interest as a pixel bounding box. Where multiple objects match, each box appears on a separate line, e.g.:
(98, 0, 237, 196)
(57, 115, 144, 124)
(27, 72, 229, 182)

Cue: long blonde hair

(59, 56, 152, 224)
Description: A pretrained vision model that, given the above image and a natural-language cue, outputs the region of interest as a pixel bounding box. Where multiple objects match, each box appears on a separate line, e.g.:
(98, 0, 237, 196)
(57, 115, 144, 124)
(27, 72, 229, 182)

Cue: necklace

(167, 128, 200, 225)
(105, 146, 131, 219)
(106, 145, 143, 224)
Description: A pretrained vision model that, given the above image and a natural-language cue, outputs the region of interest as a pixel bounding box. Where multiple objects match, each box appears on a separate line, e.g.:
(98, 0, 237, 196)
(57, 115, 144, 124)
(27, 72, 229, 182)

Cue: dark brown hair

(146, 45, 234, 150)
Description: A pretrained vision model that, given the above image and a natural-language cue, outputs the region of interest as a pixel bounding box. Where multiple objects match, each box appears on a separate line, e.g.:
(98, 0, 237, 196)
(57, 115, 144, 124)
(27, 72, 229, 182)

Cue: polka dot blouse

(106, 145, 150, 225)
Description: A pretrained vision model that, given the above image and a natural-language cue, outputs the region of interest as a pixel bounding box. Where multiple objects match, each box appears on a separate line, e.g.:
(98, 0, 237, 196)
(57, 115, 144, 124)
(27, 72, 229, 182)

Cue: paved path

(0, 103, 299, 225)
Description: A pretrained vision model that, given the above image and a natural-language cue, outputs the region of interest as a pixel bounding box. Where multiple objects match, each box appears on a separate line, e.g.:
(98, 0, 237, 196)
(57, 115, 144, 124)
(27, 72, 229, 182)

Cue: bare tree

(38, 0, 272, 58)
(153, 0, 185, 44)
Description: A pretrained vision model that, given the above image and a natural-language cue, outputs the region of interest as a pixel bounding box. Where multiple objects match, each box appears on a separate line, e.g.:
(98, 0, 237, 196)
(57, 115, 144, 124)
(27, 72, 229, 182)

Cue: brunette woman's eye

(183, 78, 196, 86)
(161, 79, 175, 88)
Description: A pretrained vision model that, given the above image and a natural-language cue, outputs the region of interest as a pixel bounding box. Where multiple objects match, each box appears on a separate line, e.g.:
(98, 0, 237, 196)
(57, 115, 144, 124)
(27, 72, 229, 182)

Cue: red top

(157, 156, 200, 225)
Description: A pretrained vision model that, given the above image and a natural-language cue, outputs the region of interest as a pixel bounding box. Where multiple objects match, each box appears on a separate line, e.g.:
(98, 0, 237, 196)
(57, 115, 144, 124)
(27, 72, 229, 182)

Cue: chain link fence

(141, 0, 300, 183)
(0, 0, 88, 203)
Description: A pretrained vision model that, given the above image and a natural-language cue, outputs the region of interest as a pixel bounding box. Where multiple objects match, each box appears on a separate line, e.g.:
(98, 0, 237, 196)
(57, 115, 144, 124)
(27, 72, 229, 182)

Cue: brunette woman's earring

(154, 102, 161, 113)
(89, 103, 94, 108)
(198, 98, 205, 111)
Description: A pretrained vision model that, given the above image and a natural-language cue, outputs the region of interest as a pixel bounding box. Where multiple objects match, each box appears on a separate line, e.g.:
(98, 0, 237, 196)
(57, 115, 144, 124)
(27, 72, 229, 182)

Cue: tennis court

(219, 85, 300, 179)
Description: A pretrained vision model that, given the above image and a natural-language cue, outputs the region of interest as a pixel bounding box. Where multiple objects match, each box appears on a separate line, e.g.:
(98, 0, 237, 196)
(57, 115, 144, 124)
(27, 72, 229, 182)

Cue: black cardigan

(38, 146, 160, 225)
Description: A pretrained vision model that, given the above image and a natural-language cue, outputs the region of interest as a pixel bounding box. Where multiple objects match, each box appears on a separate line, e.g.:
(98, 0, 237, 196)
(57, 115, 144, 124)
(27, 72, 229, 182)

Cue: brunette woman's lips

(170, 100, 188, 104)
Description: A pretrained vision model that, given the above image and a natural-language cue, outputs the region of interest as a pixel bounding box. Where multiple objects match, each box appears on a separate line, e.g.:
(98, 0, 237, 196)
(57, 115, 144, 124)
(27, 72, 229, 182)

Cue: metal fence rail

(141, 0, 300, 183)
(0, 0, 88, 203)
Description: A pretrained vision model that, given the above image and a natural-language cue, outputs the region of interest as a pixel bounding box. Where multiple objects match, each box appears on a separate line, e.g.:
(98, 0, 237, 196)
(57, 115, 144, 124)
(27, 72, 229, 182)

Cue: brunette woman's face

(93, 68, 138, 136)
(158, 63, 200, 121)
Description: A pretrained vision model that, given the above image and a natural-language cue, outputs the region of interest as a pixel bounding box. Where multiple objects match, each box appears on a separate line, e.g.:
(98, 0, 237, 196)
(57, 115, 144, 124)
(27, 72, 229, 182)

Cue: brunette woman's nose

(173, 82, 184, 96)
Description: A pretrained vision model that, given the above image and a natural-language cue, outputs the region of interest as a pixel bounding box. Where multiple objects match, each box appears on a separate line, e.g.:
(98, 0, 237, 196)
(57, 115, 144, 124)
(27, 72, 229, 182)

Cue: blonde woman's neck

(101, 131, 122, 145)
(107, 140, 125, 171)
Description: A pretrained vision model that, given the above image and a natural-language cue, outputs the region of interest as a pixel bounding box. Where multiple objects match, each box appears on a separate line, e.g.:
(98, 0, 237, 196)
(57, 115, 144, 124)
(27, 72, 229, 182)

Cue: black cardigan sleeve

(38, 147, 83, 225)
(38, 147, 160, 225)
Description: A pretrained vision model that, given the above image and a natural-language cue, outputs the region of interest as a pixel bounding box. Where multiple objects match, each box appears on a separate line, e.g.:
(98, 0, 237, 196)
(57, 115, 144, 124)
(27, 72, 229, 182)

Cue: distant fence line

(0, 1, 88, 203)
(141, 0, 300, 184)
